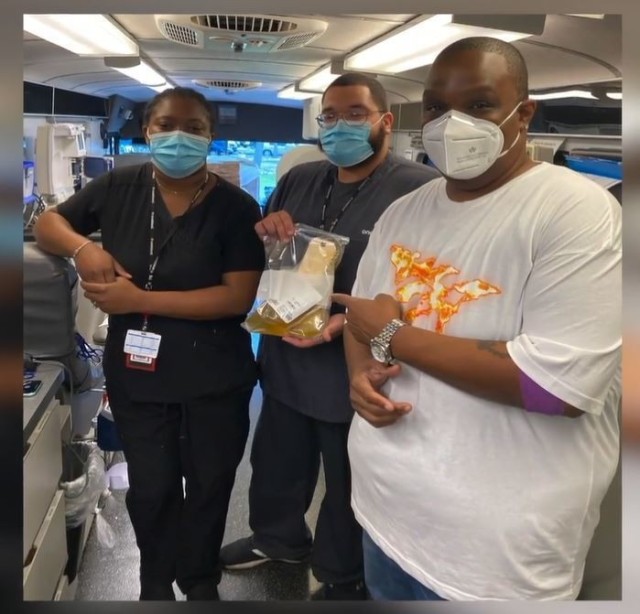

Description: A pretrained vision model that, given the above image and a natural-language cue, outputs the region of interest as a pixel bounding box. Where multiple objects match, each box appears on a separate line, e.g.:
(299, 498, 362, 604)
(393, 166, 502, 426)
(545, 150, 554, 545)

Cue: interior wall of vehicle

(120, 101, 306, 143)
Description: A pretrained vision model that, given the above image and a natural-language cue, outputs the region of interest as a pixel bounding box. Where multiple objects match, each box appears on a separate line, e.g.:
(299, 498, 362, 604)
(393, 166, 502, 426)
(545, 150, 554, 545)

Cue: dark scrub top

(259, 154, 440, 422)
(56, 163, 265, 403)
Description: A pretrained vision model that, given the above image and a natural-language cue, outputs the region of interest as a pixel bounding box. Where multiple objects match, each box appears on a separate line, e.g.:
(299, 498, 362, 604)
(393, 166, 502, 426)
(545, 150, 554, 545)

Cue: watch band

(371, 318, 406, 362)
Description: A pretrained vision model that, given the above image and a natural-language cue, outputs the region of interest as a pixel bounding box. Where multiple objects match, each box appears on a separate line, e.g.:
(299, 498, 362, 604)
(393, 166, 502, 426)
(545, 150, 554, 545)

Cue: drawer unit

(53, 569, 77, 601)
(23, 399, 63, 562)
(23, 489, 68, 600)
(59, 403, 71, 444)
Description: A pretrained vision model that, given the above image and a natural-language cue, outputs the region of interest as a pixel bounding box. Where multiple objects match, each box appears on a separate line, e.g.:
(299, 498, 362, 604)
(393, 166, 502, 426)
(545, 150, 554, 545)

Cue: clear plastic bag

(243, 223, 349, 338)
(95, 508, 116, 549)
(60, 445, 108, 529)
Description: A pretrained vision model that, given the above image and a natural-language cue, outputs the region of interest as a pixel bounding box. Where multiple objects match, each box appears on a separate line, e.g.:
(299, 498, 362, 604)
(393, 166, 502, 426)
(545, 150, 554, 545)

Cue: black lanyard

(320, 175, 372, 233)
(141, 170, 208, 330)
(319, 157, 390, 233)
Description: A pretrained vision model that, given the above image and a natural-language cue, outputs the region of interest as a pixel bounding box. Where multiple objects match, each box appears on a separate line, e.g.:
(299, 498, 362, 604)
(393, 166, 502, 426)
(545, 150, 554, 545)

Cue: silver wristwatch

(370, 318, 406, 364)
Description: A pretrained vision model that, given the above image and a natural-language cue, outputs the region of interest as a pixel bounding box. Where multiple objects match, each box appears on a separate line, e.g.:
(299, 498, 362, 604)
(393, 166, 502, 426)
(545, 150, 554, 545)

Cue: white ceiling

(22, 13, 621, 108)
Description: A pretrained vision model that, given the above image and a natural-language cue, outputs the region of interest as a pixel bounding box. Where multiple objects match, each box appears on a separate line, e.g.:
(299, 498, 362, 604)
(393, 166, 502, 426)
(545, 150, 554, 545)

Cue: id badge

(125, 353, 156, 371)
(124, 329, 161, 372)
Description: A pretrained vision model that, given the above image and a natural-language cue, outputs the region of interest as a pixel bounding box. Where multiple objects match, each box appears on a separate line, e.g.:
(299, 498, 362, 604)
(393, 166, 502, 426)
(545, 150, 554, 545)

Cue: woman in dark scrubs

(34, 87, 265, 601)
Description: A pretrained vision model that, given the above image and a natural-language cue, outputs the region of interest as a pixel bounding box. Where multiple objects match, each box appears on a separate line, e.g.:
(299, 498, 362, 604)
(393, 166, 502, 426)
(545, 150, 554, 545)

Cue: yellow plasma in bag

(246, 239, 339, 338)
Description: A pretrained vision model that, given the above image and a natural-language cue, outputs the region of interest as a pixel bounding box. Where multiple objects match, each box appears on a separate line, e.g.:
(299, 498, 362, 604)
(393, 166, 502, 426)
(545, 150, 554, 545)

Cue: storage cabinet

(23, 365, 72, 601)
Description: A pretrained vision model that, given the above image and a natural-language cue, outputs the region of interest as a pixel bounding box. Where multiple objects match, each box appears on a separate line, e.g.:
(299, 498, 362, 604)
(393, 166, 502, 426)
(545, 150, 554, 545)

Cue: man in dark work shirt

(219, 73, 439, 599)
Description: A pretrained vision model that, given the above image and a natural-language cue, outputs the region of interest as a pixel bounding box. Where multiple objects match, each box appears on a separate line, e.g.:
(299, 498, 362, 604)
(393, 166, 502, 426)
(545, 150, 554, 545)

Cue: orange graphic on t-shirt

(390, 245, 501, 333)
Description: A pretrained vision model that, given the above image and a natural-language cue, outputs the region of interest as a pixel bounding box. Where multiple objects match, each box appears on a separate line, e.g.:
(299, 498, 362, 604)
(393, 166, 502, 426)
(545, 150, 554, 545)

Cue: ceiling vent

(155, 14, 328, 52)
(193, 79, 263, 92)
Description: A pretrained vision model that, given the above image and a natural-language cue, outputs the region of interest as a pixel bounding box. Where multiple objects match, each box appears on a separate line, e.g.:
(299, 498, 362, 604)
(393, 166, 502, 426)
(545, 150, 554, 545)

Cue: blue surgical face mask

(319, 118, 382, 168)
(148, 130, 210, 178)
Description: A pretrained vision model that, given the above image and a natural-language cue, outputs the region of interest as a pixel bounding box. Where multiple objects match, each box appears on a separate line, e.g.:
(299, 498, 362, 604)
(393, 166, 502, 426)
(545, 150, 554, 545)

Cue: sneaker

(220, 535, 308, 570)
(310, 580, 368, 600)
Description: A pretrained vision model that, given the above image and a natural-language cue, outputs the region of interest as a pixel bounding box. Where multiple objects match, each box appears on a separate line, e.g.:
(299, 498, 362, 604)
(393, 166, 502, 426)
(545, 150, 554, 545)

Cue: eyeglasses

(315, 109, 385, 128)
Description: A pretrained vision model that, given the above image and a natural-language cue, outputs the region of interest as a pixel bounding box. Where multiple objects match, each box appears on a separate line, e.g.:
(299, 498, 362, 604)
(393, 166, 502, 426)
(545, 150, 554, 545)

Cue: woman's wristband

(71, 240, 92, 259)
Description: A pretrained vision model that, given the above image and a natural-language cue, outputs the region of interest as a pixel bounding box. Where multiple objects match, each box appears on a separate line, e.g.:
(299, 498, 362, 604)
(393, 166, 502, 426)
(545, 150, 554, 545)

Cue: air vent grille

(275, 32, 322, 50)
(194, 79, 262, 90)
(162, 22, 200, 46)
(191, 15, 298, 33)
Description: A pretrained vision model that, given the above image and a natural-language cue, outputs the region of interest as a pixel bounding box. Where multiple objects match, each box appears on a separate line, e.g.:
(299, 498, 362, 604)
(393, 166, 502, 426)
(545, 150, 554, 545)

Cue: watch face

(371, 342, 389, 363)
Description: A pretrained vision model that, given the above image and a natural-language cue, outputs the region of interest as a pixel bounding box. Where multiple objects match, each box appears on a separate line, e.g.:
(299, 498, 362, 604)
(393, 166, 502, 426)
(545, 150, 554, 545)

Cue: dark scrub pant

(108, 383, 252, 596)
(249, 394, 363, 584)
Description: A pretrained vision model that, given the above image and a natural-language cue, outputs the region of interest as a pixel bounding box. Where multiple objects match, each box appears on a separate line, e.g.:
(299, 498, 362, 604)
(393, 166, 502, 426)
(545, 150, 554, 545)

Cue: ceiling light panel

(23, 14, 138, 56)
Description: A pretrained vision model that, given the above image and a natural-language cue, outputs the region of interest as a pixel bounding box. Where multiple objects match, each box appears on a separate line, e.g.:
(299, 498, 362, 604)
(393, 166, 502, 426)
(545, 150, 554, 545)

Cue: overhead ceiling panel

(22, 12, 622, 107)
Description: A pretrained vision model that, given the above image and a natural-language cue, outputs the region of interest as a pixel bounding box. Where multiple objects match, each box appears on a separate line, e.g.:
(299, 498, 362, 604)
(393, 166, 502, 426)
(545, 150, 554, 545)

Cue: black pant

(108, 384, 251, 594)
(249, 394, 363, 584)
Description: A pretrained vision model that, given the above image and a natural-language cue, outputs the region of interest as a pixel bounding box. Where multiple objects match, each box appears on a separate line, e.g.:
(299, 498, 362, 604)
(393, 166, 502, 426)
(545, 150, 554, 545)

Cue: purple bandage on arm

(519, 370, 566, 416)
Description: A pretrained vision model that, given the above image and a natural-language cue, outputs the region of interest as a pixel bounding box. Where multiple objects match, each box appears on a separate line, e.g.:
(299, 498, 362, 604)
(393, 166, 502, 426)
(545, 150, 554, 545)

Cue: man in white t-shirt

(333, 36, 621, 601)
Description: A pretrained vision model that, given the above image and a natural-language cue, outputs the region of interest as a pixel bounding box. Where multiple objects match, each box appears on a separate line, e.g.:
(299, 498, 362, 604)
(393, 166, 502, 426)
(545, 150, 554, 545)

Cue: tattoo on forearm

(477, 340, 509, 359)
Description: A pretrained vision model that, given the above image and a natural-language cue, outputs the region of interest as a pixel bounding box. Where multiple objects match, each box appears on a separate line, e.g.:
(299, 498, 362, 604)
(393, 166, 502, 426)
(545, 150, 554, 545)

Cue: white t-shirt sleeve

(507, 187, 621, 415)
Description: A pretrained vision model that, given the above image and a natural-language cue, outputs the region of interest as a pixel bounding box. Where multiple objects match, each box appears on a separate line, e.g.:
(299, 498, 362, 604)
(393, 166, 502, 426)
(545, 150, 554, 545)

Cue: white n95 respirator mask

(421, 103, 522, 180)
